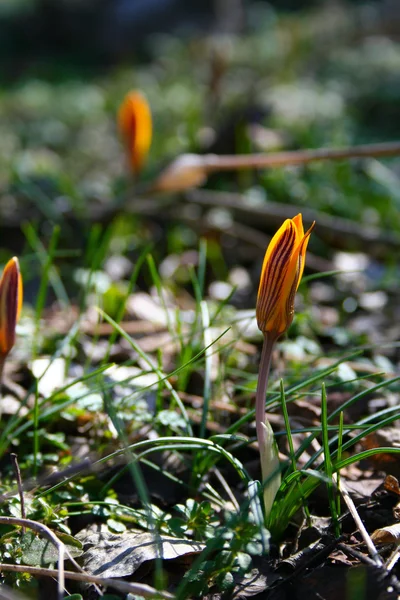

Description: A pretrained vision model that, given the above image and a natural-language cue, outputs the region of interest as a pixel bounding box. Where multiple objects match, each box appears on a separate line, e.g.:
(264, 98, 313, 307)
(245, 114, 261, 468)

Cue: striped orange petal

(0, 257, 23, 356)
(256, 214, 314, 337)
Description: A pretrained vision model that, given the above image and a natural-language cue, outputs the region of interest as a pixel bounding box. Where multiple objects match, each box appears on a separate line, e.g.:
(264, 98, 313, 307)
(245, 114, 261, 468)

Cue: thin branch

(333, 474, 383, 567)
(386, 545, 400, 572)
(338, 543, 400, 594)
(164, 204, 332, 272)
(10, 454, 26, 530)
(0, 564, 174, 599)
(186, 189, 400, 253)
(0, 458, 93, 505)
(202, 140, 400, 171)
(0, 516, 88, 600)
(212, 467, 240, 511)
(149, 140, 400, 194)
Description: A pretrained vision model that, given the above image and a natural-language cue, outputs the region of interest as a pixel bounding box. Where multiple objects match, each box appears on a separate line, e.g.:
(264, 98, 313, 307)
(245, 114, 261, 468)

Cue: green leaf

(236, 552, 252, 571)
(107, 518, 126, 533)
(216, 571, 234, 591)
(21, 531, 83, 566)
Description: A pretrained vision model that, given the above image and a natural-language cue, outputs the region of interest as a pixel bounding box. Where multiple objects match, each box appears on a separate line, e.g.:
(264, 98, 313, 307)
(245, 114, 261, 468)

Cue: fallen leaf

(371, 523, 400, 544)
(77, 526, 204, 578)
(21, 531, 83, 566)
(232, 565, 279, 599)
(384, 475, 400, 496)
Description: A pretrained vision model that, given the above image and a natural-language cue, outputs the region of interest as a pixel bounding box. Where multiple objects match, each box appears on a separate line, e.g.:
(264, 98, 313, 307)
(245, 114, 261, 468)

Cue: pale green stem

(255, 333, 277, 482)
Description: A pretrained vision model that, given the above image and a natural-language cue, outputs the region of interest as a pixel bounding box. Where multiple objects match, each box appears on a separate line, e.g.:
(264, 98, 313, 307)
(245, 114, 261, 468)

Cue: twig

(333, 474, 384, 567)
(0, 458, 93, 505)
(203, 141, 400, 170)
(9, 454, 26, 531)
(337, 542, 377, 567)
(186, 189, 400, 253)
(0, 517, 87, 600)
(212, 467, 240, 511)
(276, 535, 343, 587)
(338, 542, 400, 594)
(164, 205, 332, 272)
(149, 141, 400, 194)
(0, 564, 174, 599)
(386, 545, 400, 572)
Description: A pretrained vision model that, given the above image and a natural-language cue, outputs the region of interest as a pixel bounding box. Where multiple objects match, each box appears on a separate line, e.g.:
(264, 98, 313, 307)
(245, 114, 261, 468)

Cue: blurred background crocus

(0, 257, 23, 375)
(118, 90, 152, 176)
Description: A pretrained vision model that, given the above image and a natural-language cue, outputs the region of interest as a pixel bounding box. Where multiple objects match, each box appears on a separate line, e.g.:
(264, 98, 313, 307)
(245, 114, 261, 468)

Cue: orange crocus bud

(118, 90, 152, 175)
(256, 214, 314, 338)
(0, 257, 23, 358)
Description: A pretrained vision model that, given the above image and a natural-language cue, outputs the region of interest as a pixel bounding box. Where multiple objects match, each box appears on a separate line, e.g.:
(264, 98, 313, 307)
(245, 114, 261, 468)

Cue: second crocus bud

(0, 257, 23, 360)
(118, 90, 152, 176)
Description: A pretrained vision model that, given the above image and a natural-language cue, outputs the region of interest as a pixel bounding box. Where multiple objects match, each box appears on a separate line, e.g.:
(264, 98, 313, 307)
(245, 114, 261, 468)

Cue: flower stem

(255, 333, 276, 482)
(0, 354, 6, 399)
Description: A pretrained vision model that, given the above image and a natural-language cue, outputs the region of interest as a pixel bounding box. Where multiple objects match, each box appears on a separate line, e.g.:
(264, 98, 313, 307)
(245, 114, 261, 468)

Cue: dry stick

(201, 140, 400, 172)
(186, 189, 400, 251)
(338, 543, 400, 595)
(212, 467, 240, 511)
(9, 454, 26, 532)
(0, 458, 93, 506)
(316, 437, 388, 574)
(0, 517, 91, 600)
(164, 205, 332, 272)
(150, 141, 400, 194)
(386, 546, 400, 572)
(0, 564, 174, 599)
(98, 140, 400, 232)
(332, 474, 384, 567)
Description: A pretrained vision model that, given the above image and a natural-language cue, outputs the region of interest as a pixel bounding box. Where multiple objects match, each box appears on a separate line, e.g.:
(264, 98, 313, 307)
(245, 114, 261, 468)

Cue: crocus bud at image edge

(0, 257, 23, 358)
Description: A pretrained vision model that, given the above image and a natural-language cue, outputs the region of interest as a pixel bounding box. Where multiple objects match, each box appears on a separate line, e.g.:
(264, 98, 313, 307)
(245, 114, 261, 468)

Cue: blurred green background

(0, 0, 399, 304)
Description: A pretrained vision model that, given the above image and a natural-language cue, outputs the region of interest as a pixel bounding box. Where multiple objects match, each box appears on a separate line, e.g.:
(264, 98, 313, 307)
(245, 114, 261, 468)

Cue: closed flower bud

(256, 214, 314, 338)
(0, 257, 23, 358)
(118, 90, 152, 175)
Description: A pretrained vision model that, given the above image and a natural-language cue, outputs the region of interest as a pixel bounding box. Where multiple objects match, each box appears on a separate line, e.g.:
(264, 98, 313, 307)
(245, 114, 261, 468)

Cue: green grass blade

(98, 308, 193, 435)
(321, 383, 339, 536)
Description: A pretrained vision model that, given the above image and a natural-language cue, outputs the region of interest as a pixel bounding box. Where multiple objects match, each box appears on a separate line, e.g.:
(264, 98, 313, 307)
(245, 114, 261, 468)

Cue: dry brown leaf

(77, 526, 204, 578)
(371, 523, 400, 544)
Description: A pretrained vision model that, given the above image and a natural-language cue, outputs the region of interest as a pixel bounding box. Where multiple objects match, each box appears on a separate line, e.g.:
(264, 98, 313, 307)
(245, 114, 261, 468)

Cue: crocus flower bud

(118, 90, 152, 175)
(0, 257, 23, 358)
(256, 214, 314, 338)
